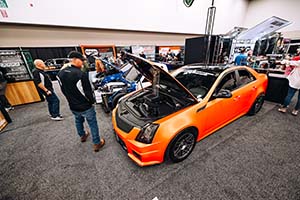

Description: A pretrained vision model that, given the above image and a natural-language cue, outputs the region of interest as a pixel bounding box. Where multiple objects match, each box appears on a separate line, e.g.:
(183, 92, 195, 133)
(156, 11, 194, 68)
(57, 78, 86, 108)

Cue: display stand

(0, 50, 41, 106)
(5, 80, 41, 106)
(255, 68, 288, 104)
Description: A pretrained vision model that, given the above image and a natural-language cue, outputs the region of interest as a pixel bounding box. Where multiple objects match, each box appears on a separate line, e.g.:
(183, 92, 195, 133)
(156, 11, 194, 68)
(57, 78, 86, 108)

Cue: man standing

(234, 48, 247, 66)
(57, 51, 105, 152)
(33, 59, 63, 121)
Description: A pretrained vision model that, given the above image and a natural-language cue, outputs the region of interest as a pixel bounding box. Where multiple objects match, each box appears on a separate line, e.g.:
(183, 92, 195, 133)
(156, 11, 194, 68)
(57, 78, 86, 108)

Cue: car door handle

(233, 96, 241, 101)
(252, 86, 257, 91)
(196, 105, 206, 113)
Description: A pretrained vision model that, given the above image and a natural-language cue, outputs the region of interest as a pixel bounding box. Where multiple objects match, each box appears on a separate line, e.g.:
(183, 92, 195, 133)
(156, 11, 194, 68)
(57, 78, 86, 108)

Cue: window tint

(216, 72, 238, 92)
(238, 70, 256, 86)
(175, 70, 217, 99)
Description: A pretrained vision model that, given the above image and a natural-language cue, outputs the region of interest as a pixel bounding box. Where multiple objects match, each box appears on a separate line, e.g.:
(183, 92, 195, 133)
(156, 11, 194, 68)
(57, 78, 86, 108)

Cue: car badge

(183, 0, 194, 7)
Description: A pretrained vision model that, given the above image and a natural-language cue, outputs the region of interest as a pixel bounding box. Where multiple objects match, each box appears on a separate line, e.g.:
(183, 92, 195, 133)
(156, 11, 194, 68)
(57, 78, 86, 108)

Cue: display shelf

(0, 50, 32, 82)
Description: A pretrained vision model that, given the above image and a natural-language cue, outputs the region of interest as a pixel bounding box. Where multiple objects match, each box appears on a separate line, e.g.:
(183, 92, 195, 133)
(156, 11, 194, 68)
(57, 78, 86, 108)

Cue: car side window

(217, 72, 238, 92)
(238, 69, 256, 87)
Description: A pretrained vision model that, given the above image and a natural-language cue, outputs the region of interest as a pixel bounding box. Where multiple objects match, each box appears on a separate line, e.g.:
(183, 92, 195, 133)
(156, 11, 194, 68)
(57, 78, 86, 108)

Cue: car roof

(179, 64, 250, 77)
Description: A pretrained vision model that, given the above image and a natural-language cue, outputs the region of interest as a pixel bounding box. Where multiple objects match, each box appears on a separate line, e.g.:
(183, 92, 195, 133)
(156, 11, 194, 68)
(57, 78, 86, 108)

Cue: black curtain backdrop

(22, 47, 79, 61)
(0, 46, 80, 61)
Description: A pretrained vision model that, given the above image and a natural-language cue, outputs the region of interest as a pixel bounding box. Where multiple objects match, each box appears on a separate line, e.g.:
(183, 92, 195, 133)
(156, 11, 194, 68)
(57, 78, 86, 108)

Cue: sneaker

(278, 107, 287, 113)
(5, 107, 13, 112)
(51, 116, 64, 121)
(81, 131, 90, 142)
(291, 110, 298, 116)
(94, 139, 105, 152)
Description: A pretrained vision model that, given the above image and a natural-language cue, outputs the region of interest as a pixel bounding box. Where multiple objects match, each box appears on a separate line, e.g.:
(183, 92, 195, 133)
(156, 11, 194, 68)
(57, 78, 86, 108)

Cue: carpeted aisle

(0, 81, 299, 200)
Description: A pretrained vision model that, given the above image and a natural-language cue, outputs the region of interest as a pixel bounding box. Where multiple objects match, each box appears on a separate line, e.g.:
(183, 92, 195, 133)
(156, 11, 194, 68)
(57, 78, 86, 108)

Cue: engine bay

(124, 88, 192, 120)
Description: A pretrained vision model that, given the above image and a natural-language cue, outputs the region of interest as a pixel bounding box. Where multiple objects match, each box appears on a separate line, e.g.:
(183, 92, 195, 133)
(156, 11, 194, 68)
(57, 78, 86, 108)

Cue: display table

(5, 80, 41, 106)
(255, 68, 288, 104)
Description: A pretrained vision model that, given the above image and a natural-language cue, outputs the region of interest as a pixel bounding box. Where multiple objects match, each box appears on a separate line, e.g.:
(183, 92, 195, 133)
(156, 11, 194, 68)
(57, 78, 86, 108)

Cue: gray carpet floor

(0, 81, 299, 200)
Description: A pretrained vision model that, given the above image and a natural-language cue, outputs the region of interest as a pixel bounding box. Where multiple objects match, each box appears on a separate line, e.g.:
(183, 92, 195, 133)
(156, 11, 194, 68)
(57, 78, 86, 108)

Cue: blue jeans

(45, 91, 60, 117)
(71, 106, 101, 144)
(283, 86, 300, 110)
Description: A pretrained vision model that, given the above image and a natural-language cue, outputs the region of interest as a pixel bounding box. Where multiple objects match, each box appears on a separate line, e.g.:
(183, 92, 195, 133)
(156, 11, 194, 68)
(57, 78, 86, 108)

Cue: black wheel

(248, 94, 264, 116)
(167, 129, 197, 163)
(112, 93, 126, 108)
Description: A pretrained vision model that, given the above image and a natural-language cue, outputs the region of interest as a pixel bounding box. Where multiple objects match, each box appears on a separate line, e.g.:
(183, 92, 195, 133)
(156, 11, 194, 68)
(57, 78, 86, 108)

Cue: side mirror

(213, 89, 232, 98)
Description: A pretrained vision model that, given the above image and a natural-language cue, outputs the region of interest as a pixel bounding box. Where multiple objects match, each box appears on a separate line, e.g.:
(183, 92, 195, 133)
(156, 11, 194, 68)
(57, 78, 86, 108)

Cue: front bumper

(112, 108, 164, 167)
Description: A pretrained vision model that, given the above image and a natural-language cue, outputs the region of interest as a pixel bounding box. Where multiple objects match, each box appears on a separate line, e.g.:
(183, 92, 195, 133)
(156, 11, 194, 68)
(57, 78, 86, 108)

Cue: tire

(248, 93, 265, 116)
(167, 129, 197, 163)
(112, 93, 126, 108)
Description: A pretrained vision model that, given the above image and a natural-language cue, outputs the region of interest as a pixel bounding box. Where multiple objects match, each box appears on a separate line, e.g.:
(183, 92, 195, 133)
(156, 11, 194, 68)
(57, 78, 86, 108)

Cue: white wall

(0, 0, 248, 34)
(0, 24, 201, 47)
(244, 0, 300, 37)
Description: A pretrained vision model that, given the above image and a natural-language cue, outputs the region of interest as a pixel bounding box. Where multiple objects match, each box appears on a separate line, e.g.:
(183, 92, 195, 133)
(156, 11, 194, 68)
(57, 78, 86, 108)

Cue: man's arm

(33, 71, 51, 95)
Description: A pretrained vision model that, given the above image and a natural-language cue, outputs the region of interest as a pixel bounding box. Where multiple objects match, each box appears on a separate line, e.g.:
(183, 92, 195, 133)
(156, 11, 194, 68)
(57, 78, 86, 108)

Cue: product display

(112, 53, 268, 166)
(0, 50, 41, 106)
(0, 50, 32, 82)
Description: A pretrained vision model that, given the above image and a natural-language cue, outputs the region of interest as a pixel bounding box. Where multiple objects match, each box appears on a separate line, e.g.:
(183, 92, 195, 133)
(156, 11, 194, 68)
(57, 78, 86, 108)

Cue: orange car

(112, 53, 268, 167)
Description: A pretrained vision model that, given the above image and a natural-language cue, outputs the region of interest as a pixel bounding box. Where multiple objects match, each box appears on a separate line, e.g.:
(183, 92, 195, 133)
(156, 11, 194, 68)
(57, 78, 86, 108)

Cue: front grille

(116, 109, 133, 133)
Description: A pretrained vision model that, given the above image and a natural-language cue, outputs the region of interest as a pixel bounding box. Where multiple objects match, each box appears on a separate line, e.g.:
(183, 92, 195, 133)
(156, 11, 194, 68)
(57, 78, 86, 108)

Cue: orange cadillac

(112, 53, 268, 167)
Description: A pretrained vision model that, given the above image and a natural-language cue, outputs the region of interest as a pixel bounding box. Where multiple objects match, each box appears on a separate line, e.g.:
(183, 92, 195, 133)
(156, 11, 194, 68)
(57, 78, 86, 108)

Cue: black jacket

(32, 68, 53, 95)
(57, 65, 95, 112)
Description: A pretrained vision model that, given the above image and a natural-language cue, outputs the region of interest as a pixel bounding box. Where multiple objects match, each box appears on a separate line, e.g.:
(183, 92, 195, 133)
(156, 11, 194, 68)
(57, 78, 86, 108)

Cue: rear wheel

(167, 129, 197, 163)
(248, 94, 265, 116)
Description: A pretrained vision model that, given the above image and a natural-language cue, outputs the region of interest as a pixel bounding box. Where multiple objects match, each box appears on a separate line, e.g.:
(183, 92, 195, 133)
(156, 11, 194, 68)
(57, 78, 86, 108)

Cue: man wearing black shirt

(57, 51, 105, 152)
(33, 59, 63, 121)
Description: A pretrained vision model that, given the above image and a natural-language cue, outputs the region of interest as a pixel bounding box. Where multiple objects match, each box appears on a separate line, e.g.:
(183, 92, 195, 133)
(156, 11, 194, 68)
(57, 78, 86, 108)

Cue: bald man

(33, 59, 63, 121)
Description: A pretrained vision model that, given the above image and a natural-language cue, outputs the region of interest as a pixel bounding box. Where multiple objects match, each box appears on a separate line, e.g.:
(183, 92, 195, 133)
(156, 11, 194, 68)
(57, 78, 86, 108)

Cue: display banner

(131, 45, 156, 61)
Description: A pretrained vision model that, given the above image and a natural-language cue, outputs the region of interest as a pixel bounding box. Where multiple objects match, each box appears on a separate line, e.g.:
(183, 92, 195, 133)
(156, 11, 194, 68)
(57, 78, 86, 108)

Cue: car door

(201, 71, 240, 134)
(234, 69, 257, 114)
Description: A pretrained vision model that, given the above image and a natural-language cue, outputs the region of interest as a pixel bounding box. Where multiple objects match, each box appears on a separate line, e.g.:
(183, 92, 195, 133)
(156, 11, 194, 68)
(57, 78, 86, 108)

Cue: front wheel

(167, 130, 197, 163)
(248, 94, 265, 116)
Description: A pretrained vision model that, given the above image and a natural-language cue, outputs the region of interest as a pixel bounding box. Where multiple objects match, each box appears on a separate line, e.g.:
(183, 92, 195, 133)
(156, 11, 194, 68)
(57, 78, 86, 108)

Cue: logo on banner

(0, 0, 8, 8)
(85, 49, 98, 56)
(183, 0, 194, 7)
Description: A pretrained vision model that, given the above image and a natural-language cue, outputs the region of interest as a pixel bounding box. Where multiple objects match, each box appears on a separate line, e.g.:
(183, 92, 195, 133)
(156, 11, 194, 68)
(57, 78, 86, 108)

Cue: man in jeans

(57, 51, 105, 152)
(33, 59, 63, 121)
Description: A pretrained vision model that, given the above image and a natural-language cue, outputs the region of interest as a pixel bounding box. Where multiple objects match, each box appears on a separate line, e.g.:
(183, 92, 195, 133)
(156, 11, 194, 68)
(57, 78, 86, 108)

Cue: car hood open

(125, 53, 198, 103)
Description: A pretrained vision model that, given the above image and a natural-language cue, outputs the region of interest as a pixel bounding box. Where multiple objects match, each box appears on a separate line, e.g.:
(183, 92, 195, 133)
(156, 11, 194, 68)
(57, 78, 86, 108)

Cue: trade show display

(44, 58, 69, 80)
(112, 53, 268, 166)
(81, 45, 116, 62)
(0, 50, 41, 106)
(131, 45, 156, 61)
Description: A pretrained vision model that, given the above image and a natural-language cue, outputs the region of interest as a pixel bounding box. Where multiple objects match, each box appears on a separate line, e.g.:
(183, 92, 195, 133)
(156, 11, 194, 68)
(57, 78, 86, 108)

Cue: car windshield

(124, 66, 141, 82)
(174, 69, 217, 100)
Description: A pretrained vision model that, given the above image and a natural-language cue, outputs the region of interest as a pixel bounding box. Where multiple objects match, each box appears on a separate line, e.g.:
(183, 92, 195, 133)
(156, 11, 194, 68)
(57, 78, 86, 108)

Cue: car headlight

(136, 123, 159, 144)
